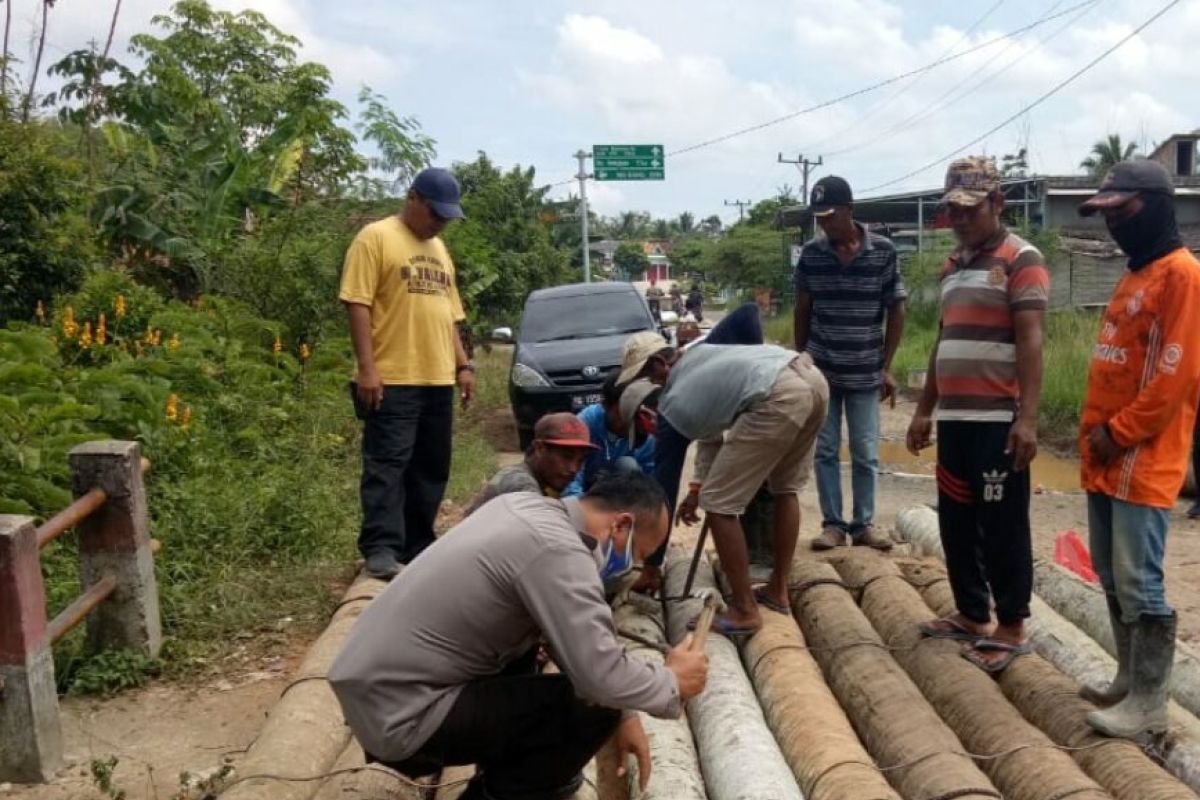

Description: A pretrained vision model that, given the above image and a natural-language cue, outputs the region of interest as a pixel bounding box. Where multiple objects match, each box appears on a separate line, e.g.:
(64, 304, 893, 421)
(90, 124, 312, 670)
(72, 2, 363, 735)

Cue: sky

(21, 0, 1200, 224)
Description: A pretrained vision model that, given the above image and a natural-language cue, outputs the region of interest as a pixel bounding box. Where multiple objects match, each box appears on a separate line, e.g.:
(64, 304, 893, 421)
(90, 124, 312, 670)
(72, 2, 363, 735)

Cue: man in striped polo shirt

(795, 176, 907, 551)
(906, 156, 1049, 673)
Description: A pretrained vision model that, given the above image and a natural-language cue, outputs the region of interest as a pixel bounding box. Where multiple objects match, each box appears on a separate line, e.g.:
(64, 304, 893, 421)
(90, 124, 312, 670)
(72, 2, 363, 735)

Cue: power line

(803, 0, 1008, 152)
(724, 198, 752, 222)
(541, 0, 1094, 190)
(861, 0, 1182, 194)
(664, 0, 1093, 159)
(826, 0, 1094, 159)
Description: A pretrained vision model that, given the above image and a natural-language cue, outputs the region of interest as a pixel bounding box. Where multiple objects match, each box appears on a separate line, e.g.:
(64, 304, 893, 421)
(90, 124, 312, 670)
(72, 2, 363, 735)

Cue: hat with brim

(534, 412, 598, 450)
(412, 167, 466, 220)
(941, 188, 991, 207)
(617, 331, 671, 385)
(812, 207, 838, 218)
(1078, 159, 1174, 218)
(618, 379, 660, 445)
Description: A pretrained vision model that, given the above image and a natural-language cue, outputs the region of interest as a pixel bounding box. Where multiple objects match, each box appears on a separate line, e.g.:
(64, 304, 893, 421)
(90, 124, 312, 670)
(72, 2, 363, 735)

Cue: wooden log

(832, 550, 1110, 800)
(733, 576, 900, 799)
(788, 559, 999, 800)
(899, 559, 1200, 796)
(663, 550, 803, 800)
(221, 574, 389, 800)
(1034, 559, 1200, 720)
(613, 595, 706, 800)
(311, 740, 425, 800)
(908, 561, 1197, 799)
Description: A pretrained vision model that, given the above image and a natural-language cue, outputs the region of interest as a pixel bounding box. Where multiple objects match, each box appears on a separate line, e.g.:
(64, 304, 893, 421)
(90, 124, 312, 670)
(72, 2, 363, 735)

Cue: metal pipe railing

(36, 487, 107, 549)
(46, 573, 117, 645)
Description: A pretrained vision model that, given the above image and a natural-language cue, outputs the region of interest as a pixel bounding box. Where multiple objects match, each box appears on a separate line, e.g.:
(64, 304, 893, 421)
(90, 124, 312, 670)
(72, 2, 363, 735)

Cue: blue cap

(411, 168, 465, 220)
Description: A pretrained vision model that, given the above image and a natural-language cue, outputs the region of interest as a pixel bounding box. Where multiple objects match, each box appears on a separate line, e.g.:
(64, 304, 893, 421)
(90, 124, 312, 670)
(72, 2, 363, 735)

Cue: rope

(617, 629, 669, 654)
(803, 757, 880, 798)
(277, 674, 330, 700)
(333, 594, 378, 613)
(216, 763, 472, 793)
(788, 577, 848, 597)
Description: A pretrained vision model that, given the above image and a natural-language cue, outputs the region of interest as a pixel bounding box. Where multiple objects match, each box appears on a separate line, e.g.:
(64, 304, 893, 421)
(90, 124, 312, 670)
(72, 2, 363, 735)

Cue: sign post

(593, 144, 665, 181)
(574, 150, 592, 282)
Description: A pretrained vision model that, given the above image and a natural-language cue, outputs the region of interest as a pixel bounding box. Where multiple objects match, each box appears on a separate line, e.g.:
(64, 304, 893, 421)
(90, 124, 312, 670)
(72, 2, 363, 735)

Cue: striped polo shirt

(794, 224, 907, 391)
(935, 227, 1049, 422)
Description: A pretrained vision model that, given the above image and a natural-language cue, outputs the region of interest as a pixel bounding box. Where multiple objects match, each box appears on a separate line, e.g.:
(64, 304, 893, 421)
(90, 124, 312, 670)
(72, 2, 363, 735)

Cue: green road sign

(593, 144, 665, 181)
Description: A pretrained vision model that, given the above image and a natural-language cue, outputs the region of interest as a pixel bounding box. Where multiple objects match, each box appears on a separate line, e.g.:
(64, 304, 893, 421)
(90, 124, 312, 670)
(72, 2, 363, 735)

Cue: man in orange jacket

(1077, 160, 1200, 740)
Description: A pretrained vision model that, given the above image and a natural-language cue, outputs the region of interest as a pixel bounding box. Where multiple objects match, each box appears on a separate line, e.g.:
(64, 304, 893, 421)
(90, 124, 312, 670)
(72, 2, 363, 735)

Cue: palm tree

(1080, 134, 1139, 177)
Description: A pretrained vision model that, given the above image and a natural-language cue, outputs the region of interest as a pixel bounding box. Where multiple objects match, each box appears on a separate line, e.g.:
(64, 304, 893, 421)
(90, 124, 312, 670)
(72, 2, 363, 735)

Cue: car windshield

(519, 291, 651, 343)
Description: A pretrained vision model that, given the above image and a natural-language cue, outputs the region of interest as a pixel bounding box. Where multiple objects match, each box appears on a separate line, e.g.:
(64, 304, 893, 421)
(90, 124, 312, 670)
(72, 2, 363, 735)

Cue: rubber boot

(1087, 613, 1176, 739)
(1079, 594, 1132, 707)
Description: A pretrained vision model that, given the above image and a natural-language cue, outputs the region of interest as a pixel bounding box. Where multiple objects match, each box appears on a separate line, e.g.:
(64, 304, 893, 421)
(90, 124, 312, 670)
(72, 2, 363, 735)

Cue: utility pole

(724, 198, 752, 222)
(574, 149, 592, 282)
(778, 153, 824, 205)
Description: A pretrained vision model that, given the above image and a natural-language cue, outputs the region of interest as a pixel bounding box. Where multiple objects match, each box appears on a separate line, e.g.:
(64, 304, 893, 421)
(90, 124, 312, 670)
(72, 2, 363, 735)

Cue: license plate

(571, 393, 603, 409)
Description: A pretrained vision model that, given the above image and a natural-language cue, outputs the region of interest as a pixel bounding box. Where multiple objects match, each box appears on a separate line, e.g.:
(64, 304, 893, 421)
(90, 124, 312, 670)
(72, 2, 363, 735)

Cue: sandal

(961, 638, 1032, 674)
(687, 613, 760, 643)
(918, 616, 986, 642)
(753, 585, 790, 615)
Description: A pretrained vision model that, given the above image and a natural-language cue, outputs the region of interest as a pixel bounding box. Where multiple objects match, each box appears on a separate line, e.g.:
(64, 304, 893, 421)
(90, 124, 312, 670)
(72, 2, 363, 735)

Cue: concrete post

(0, 515, 63, 782)
(69, 441, 162, 657)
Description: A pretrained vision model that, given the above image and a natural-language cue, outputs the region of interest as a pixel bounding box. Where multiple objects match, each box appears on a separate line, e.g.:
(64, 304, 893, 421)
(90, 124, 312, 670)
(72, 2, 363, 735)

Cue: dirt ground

(6, 640, 311, 800)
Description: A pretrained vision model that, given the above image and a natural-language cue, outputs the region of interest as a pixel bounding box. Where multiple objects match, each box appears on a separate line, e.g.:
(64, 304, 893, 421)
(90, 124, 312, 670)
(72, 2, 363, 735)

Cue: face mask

(598, 519, 636, 581)
(1106, 192, 1182, 271)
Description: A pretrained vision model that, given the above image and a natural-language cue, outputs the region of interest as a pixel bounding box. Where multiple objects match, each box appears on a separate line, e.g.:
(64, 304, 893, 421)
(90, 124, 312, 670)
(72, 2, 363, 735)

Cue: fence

(1050, 250, 1127, 309)
(0, 441, 161, 783)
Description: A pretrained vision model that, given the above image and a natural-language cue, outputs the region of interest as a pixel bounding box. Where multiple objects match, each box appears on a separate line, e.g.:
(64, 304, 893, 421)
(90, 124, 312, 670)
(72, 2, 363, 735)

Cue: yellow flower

(114, 294, 127, 319)
(180, 405, 192, 430)
(165, 393, 179, 423)
(79, 322, 93, 349)
(135, 341, 144, 357)
(168, 333, 181, 352)
(62, 306, 78, 339)
(299, 343, 311, 361)
(145, 328, 161, 347)
(96, 314, 107, 346)
(272, 335, 282, 357)
(36, 301, 45, 324)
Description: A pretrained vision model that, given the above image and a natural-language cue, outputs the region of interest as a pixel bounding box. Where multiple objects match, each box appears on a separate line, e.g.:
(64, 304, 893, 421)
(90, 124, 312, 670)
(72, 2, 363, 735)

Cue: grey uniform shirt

(659, 344, 799, 441)
(328, 494, 681, 762)
(463, 462, 543, 515)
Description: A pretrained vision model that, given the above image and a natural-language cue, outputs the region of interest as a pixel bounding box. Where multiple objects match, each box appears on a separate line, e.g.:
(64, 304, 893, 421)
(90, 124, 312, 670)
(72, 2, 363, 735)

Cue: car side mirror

(491, 326, 513, 343)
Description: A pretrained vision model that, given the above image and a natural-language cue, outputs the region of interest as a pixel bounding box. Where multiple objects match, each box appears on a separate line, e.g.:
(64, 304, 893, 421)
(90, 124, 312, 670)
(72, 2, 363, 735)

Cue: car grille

(545, 365, 620, 388)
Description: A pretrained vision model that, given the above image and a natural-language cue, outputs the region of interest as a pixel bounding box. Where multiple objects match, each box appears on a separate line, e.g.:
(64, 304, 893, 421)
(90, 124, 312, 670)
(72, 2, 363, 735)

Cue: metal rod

(682, 517, 712, 600)
(36, 487, 107, 549)
(575, 150, 591, 282)
(47, 573, 117, 645)
(140, 456, 151, 474)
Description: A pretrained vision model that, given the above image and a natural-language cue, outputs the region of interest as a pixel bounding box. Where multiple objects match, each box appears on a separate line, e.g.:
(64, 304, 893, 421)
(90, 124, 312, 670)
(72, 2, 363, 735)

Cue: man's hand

(906, 414, 933, 456)
(676, 490, 701, 526)
(880, 371, 899, 409)
(355, 369, 384, 411)
(1006, 417, 1038, 471)
(457, 368, 475, 410)
(612, 715, 651, 793)
(1088, 424, 1123, 466)
(665, 635, 709, 701)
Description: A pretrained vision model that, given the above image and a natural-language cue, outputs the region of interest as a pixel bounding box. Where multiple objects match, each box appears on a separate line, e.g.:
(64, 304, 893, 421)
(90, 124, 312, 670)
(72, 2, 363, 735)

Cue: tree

(1081, 134, 1139, 177)
(613, 241, 650, 277)
(351, 84, 435, 198)
(676, 211, 695, 234)
(703, 225, 788, 296)
(651, 218, 669, 240)
(22, 0, 55, 122)
(701, 215, 722, 236)
(669, 237, 710, 276)
(1001, 147, 1029, 179)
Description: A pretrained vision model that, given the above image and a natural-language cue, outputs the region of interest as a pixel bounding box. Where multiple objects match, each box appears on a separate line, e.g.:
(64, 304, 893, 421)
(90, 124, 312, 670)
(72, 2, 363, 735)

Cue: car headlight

(511, 362, 550, 388)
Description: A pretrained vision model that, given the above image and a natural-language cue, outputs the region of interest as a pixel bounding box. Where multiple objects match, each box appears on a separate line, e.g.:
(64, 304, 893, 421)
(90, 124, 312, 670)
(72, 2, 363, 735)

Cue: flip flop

(687, 613, 759, 643)
(918, 616, 984, 642)
(753, 585, 790, 615)
(961, 638, 1032, 674)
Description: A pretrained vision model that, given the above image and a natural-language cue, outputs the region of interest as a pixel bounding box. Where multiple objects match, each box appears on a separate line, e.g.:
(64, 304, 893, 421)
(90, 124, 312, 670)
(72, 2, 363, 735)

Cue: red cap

(534, 413, 598, 449)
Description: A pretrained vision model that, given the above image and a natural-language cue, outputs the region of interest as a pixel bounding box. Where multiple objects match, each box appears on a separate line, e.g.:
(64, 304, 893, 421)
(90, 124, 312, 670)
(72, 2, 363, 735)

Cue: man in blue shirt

(564, 377, 658, 497)
(794, 176, 906, 551)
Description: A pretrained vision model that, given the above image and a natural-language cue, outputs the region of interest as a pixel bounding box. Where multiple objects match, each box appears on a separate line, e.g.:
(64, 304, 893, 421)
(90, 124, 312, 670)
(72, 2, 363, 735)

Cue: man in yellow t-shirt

(339, 167, 474, 580)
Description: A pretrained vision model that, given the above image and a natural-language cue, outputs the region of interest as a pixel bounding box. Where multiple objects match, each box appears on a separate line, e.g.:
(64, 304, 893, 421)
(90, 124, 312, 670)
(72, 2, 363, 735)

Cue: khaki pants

(699, 354, 829, 516)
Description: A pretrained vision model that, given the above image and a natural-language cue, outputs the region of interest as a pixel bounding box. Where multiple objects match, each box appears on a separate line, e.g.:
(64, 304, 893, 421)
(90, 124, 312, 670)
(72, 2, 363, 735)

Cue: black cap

(412, 168, 466, 220)
(810, 175, 853, 217)
(1079, 160, 1174, 217)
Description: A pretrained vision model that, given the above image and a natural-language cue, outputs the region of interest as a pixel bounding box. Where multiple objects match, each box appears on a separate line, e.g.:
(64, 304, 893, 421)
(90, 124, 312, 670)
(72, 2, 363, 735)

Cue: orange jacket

(1080, 247, 1200, 508)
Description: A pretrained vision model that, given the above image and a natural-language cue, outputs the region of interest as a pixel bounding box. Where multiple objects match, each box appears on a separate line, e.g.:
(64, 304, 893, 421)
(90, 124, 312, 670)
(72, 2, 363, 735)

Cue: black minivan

(508, 282, 661, 450)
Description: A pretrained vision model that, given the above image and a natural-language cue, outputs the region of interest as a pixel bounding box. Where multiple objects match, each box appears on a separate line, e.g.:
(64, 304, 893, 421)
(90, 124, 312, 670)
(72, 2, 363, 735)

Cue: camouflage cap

(942, 156, 1000, 207)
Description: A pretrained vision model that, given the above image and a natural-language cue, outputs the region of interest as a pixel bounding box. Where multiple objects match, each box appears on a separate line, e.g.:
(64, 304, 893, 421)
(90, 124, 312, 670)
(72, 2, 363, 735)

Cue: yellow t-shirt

(338, 217, 466, 386)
